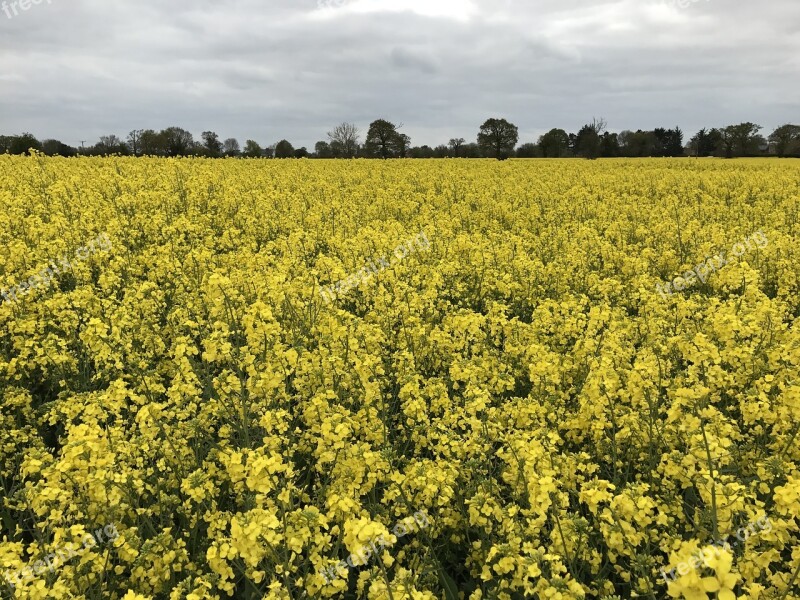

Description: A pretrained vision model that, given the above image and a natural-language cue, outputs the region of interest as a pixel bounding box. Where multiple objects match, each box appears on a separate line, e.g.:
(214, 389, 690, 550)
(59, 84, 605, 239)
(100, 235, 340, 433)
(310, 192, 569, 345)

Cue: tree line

(2, 118, 799, 159)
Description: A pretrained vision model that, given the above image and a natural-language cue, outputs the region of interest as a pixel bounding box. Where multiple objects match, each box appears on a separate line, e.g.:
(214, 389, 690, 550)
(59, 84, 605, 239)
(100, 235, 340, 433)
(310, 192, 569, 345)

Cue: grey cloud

(0, 0, 797, 148)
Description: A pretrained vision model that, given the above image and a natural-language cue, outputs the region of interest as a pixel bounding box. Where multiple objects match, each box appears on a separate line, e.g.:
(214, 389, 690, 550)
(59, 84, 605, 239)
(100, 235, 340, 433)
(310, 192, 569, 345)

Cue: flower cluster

(319, 511, 429, 584)
(1, 232, 111, 305)
(3, 523, 120, 591)
(320, 230, 430, 304)
(661, 516, 772, 585)
(1, 155, 799, 599)
(656, 230, 767, 299)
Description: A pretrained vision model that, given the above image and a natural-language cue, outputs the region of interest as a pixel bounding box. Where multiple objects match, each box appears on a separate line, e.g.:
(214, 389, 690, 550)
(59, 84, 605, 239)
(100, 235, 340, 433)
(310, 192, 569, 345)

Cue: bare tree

(448, 137, 465, 157)
(127, 130, 143, 156)
(589, 117, 607, 135)
(97, 135, 126, 155)
(223, 138, 241, 157)
(327, 122, 360, 158)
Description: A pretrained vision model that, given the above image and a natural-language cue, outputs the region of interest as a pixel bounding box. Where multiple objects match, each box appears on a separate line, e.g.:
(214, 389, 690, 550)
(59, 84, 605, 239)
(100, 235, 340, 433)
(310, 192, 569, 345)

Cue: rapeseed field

(1, 155, 799, 599)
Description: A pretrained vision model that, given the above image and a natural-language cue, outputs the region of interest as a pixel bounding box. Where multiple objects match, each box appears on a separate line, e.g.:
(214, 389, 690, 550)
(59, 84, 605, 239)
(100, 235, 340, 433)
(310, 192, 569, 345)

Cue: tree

(574, 124, 601, 159)
(600, 132, 620, 157)
(688, 128, 720, 157)
(650, 127, 681, 157)
(95, 135, 127, 155)
(274, 139, 295, 158)
(719, 123, 761, 157)
(448, 137, 465, 157)
(365, 119, 403, 158)
(327, 122, 360, 158)
(127, 130, 144, 156)
(314, 141, 333, 158)
(409, 145, 435, 158)
(768, 124, 800, 157)
(223, 138, 241, 157)
(477, 118, 518, 159)
(619, 130, 657, 157)
(516, 143, 539, 158)
(139, 129, 165, 156)
(201, 131, 223, 157)
(538, 128, 570, 157)
(161, 127, 194, 156)
(294, 147, 309, 158)
(397, 133, 411, 158)
(590, 117, 607, 135)
(242, 140, 263, 158)
(733, 123, 761, 156)
(41, 139, 77, 157)
(462, 143, 482, 158)
(8, 133, 42, 155)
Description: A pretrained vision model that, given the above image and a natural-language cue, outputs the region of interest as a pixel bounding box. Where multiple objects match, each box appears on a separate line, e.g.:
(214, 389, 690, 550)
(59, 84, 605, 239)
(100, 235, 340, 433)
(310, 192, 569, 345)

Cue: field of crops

(1, 155, 799, 600)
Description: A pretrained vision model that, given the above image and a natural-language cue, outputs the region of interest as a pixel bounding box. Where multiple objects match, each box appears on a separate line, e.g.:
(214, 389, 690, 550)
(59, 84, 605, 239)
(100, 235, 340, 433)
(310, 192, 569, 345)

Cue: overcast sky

(0, 0, 798, 149)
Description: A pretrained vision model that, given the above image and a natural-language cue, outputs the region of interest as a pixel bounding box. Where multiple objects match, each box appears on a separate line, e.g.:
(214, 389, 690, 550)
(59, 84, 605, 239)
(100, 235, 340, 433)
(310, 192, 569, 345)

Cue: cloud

(0, 0, 797, 148)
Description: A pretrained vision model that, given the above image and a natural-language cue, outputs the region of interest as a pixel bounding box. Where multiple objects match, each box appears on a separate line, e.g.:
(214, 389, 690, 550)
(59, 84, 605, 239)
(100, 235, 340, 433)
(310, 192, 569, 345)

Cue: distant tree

(314, 141, 333, 158)
(574, 124, 601, 159)
(590, 117, 607, 135)
(397, 133, 411, 158)
(619, 129, 657, 157)
(200, 131, 223, 157)
(264, 145, 276, 159)
(96, 135, 127, 155)
(433, 145, 450, 158)
(448, 137, 465, 157)
(670, 127, 685, 156)
(41, 139, 77, 157)
(223, 138, 241, 157)
(126, 130, 143, 156)
(717, 127, 737, 158)
(327, 122, 360, 158)
(600, 132, 620, 157)
(688, 128, 720, 157)
(0, 135, 11, 153)
(653, 127, 684, 157)
(516, 143, 539, 158)
(161, 127, 194, 156)
(538, 128, 570, 157)
(8, 133, 42, 155)
(365, 119, 403, 158)
(462, 142, 482, 158)
(768, 124, 800, 157)
(409, 145, 435, 158)
(294, 147, 309, 158)
(733, 123, 762, 156)
(719, 123, 761, 157)
(274, 139, 295, 158)
(242, 140, 263, 158)
(138, 129, 164, 156)
(477, 118, 518, 160)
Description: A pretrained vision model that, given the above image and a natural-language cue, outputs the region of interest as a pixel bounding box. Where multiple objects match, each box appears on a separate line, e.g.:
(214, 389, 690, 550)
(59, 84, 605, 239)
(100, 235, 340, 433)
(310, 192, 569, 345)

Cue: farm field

(1, 156, 799, 599)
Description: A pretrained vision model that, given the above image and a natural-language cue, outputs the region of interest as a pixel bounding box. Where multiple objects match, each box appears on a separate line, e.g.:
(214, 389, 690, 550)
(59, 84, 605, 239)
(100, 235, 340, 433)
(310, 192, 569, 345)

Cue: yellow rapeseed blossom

(1, 155, 799, 598)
